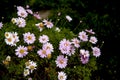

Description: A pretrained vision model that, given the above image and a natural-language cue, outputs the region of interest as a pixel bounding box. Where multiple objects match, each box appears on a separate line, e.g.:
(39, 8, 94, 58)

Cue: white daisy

(89, 36, 98, 44)
(15, 45, 28, 58)
(58, 71, 67, 80)
(23, 32, 36, 44)
(66, 15, 72, 22)
(16, 17, 26, 27)
(39, 35, 49, 44)
(24, 69, 30, 77)
(42, 42, 54, 52)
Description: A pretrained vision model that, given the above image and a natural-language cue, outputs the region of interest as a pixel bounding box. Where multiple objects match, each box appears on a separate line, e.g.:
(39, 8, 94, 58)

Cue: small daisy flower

(80, 49, 90, 64)
(71, 38, 80, 48)
(89, 36, 98, 44)
(59, 39, 71, 55)
(5, 32, 19, 46)
(17, 6, 28, 18)
(33, 12, 41, 19)
(24, 69, 30, 77)
(5, 32, 12, 38)
(42, 42, 54, 52)
(80, 55, 89, 64)
(17, 6, 25, 11)
(5, 36, 15, 46)
(0, 22, 3, 29)
(66, 15, 72, 22)
(16, 17, 26, 27)
(39, 35, 49, 44)
(85, 29, 95, 34)
(23, 32, 36, 44)
(26, 9, 33, 14)
(27, 62, 37, 73)
(37, 49, 51, 58)
(55, 55, 68, 69)
(43, 19, 53, 28)
(11, 18, 17, 24)
(35, 22, 44, 31)
(12, 32, 20, 44)
(78, 31, 88, 41)
(80, 49, 90, 58)
(15, 45, 28, 58)
(55, 27, 61, 32)
(28, 77, 32, 80)
(5, 55, 11, 61)
(58, 71, 67, 80)
(68, 45, 76, 56)
(92, 47, 101, 57)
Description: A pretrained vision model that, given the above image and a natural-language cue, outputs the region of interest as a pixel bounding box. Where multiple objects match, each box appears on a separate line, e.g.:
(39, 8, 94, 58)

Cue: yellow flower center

(42, 50, 46, 54)
(60, 59, 64, 64)
(27, 36, 32, 40)
(7, 38, 12, 42)
(47, 54, 51, 59)
(60, 76, 64, 79)
(25, 61, 30, 66)
(5, 33, 9, 37)
(19, 49, 25, 54)
(39, 23, 44, 28)
(47, 22, 51, 25)
(30, 65, 35, 70)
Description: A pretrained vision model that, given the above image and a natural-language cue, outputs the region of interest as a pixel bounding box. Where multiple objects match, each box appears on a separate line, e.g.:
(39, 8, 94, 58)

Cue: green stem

(73, 22, 80, 31)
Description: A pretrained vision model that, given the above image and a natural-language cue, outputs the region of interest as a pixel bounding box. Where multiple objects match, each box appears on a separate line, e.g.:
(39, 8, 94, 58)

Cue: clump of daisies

(24, 60, 37, 77)
(0, 5, 102, 80)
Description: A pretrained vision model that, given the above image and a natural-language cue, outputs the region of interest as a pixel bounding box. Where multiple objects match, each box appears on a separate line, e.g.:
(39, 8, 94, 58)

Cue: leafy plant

(0, 6, 102, 80)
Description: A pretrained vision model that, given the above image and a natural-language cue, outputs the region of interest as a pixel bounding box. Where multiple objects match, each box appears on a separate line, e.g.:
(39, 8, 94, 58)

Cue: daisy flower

(33, 12, 41, 19)
(71, 38, 80, 48)
(5, 32, 12, 38)
(26, 9, 33, 14)
(85, 29, 95, 34)
(11, 18, 17, 24)
(35, 22, 44, 32)
(15, 45, 28, 58)
(59, 39, 71, 55)
(58, 71, 67, 80)
(23, 32, 36, 44)
(78, 31, 88, 41)
(92, 47, 101, 57)
(5, 36, 15, 46)
(0, 22, 3, 29)
(12, 32, 19, 43)
(17, 6, 28, 18)
(39, 35, 49, 44)
(26, 61, 37, 73)
(37, 49, 51, 58)
(55, 27, 61, 32)
(66, 15, 72, 22)
(43, 19, 53, 28)
(28, 78, 32, 80)
(42, 42, 54, 52)
(24, 69, 30, 77)
(80, 49, 90, 64)
(89, 36, 98, 44)
(5, 32, 19, 46)
(16, 17, 26, 27)
(5, 55, 11, 62)
(68, 45, 76, 56)
(55, 55, 68, 69)
(80, 55, 89, 64)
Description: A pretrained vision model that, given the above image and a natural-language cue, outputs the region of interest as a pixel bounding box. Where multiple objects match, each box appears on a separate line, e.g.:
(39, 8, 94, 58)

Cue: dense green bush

(0, 6, 102, 80)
